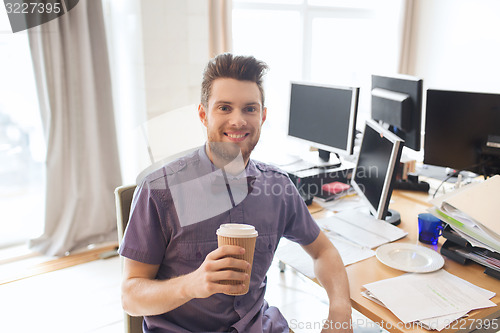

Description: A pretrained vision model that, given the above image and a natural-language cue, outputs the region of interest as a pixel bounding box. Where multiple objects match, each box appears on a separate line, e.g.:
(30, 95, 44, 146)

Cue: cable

(432, 162, 484, 198)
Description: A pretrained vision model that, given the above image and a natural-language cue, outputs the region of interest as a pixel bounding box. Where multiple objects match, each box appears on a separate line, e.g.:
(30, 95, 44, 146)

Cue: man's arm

(302, 231, 353, 333)
(121, 245, 250, 316)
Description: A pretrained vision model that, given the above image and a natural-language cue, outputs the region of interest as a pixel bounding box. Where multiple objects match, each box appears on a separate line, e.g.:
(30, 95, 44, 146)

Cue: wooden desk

(310, 190, 500, 333)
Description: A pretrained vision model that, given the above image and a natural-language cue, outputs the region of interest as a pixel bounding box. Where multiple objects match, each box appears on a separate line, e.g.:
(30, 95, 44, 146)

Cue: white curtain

(27, 0, 122, 256)
(208, 0, 232, 57)
(398, 0, 416, 74)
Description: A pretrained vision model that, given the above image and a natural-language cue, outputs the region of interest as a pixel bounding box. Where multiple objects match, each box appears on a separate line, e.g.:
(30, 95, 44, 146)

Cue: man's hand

(121, 245, 250, 316)
(183, 245, 250, 298)
(301, 232, 353, 333)
(321, 305, 353, 333)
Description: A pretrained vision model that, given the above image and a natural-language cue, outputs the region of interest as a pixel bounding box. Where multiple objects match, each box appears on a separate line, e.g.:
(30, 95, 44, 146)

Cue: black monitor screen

(371, 74, 423, 151)
(424, 89, 500, 175)
(351, 120, 403, 220)
(288, 82, 359, 156)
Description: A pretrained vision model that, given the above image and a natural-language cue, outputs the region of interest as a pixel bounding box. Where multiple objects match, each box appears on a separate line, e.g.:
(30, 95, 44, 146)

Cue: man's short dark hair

(201, 53, 268, 107)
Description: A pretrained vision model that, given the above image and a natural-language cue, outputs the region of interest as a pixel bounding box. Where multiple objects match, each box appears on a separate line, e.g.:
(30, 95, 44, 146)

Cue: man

(119, 53, 352, 333)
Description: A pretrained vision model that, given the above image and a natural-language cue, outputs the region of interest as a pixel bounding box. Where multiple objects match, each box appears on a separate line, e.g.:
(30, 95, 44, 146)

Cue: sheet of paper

(326, 234, 375, 266)
(335, 209, 407, 242)
(363, 269, 496, 324)
(275, 236, 375, 278)
(417, 312, 469, 331)
(363, 276, 495, 332)
(362, 290, 469, 331)
(316, 211, 407, 249)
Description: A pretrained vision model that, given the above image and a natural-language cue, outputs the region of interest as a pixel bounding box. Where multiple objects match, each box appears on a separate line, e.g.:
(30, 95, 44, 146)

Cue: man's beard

(207, 135, 259, 166)
(207, 126, 261, 167)
(208, 141, 251, 165)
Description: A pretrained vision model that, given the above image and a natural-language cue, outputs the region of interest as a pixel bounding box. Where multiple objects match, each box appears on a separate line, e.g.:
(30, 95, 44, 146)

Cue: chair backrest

(114, 184, 143, 333)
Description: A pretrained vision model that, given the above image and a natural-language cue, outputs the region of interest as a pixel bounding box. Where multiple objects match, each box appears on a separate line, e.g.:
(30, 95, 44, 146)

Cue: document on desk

(362, 269, 496, 327)
(275, 236, 375, 278)
(316, 210, 407, 249)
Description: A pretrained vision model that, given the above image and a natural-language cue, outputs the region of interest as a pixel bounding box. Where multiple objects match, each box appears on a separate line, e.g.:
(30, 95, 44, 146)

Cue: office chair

(114, 184, 143, 333)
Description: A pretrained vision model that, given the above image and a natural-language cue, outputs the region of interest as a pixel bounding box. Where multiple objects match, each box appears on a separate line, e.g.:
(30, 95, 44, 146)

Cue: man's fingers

(208, 281, 248, 296)
(205, 256, 250, 273)
(206, 245, 245, 260)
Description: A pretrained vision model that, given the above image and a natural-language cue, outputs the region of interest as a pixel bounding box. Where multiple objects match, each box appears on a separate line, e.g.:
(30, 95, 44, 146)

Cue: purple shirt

(119, 147, 320, 333)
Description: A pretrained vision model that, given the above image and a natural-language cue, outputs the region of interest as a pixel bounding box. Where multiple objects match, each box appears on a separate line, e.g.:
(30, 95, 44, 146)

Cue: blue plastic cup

(418, 213, 444, 245)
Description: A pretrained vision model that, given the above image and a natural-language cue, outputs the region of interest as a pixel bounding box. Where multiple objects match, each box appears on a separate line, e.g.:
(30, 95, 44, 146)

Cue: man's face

(199, 78, 267, 166)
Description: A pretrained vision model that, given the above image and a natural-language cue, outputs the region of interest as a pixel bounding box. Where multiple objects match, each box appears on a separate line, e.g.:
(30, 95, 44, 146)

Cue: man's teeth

(227, 133, 246, 138)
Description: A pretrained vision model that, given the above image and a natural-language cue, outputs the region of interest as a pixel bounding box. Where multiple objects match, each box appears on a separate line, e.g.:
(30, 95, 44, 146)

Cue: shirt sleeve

(118, 178, 168, 265)
(282, 177, 321, 246)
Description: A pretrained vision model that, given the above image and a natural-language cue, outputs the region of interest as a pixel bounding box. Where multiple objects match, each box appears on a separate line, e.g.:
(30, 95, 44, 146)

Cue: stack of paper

(362, 270, 496, 331)
(429, 175, 500, 253)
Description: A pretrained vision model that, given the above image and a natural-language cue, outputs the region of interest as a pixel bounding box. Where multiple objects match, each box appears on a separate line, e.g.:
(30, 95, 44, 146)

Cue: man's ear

(198, 104, 208, 127)
(261, 107, 267, 125)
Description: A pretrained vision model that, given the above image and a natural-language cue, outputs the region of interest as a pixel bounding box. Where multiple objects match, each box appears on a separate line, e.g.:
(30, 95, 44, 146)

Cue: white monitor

(350, 120, 404, 225)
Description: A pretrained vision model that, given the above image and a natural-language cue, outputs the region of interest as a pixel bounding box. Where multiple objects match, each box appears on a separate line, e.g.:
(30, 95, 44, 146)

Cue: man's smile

(224, 132, 250, 142)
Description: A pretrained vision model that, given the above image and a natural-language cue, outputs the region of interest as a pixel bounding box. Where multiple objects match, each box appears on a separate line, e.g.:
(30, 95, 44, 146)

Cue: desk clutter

(429, 175, 500, 280)
(361, 269, 496, 331)
(275, 208, 408, 278)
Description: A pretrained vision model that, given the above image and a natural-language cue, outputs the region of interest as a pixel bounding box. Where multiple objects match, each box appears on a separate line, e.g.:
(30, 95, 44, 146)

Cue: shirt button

(268, 244, 272, 250)
(196, 251, 202, 259)
(236, 301, 241, 307)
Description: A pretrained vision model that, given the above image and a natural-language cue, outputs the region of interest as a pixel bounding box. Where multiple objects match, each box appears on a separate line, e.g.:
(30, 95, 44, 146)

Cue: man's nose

(229, 110, 247, 127)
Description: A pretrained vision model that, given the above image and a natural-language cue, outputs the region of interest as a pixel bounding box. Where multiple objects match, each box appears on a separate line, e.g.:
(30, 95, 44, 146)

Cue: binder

(441, 175, 500, 236)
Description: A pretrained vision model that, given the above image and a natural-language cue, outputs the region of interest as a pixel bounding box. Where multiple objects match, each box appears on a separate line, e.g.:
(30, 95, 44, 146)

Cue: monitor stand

(384, 209, 401, 226)
(359, 206, 401, 226)
(310, 149, 341, 169)
(318, 149, 332, 161)
(283, 150, 342, 174)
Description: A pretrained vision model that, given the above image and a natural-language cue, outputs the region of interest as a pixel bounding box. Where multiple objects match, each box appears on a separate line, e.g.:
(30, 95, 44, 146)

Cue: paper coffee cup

(216, 223, 258, 295)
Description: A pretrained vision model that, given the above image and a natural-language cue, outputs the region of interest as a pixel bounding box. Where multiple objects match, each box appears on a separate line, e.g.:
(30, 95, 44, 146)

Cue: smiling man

(119, 53, 353, 333)
(200, 77, 265, 168)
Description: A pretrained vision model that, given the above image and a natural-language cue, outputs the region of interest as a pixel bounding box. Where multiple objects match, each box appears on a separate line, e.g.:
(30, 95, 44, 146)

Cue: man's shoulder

(252, 160, 289, 178)
(141, 148, 203, 185)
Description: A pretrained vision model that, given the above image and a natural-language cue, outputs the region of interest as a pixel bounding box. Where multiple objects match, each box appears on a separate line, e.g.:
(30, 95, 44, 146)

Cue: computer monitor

(350, 120, 404, 225)
(424, 89, 500, 177)
(288, 82, 359, 162)
(371, 74, 423, 151)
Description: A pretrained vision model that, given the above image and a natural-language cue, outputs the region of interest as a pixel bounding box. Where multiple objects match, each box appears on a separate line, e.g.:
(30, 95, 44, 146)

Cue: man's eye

(246, 107, 257, 112)
(219, 106, 230, 111)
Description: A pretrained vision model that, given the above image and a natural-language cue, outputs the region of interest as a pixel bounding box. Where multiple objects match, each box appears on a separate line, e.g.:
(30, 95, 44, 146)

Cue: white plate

(376, 243, 444, 273)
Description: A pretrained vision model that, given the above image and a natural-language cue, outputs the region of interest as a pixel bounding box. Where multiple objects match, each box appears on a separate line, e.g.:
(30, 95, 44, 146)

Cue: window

(232, 0, 405, 133)
(0, 10, 45, 248)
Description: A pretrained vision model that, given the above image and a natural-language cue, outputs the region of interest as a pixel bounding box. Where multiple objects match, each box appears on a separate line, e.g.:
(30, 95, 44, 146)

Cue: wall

(408, 0, 500, 93)
(140, 0, 209, 119)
